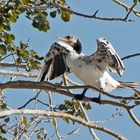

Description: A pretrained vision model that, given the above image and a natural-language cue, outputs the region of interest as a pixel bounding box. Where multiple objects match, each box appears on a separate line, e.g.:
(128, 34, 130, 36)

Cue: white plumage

(39, 36, 125, 98)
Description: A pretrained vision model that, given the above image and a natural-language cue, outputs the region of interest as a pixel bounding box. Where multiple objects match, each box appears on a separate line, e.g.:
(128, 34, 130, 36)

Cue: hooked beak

(96, 39, 100, 46)
(57, 37, 71, 44)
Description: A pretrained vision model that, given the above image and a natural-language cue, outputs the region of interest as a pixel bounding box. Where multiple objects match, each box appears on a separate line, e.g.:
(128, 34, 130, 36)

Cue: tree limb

(0, 69, 38, 78)
(51, 2, 133, 22)
(127, 109, 140, 127)
(0, 109, 127, 140)
(0, 80, 135, 109)
(121, 53, 140, 60)
(113, 0, 140, 16)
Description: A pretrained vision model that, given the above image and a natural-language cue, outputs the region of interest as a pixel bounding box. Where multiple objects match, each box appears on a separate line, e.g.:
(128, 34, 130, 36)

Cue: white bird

(38, 36, 131, 103)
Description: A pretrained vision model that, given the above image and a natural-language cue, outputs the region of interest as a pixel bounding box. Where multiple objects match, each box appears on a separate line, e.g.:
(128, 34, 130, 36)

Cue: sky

(4, 0, 140, 140)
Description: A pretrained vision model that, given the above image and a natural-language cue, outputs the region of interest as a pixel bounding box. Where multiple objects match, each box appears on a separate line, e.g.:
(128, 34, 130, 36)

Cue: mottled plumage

(39, 36, 125, 94)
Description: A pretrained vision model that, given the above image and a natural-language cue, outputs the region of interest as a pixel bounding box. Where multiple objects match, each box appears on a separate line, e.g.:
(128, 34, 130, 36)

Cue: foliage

(0, 0, 72, 70)
(0, 0, 140, 140)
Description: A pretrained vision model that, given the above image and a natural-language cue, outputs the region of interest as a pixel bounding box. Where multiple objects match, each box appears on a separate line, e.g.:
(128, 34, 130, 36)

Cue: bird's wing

(96, 38, 125, 76)
(106, 44, 124, 76)
(39, 42, 71, 81)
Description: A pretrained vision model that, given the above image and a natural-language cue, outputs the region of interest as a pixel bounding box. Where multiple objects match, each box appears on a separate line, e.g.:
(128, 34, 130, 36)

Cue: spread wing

(96, 38, 125, 76)
(39, 42, 71, 81)
(106, 44, 124, 76)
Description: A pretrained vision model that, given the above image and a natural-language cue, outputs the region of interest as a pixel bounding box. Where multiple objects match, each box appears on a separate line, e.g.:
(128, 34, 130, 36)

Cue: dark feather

(50, 54, 69, 80)
(40, 59, 53, 81)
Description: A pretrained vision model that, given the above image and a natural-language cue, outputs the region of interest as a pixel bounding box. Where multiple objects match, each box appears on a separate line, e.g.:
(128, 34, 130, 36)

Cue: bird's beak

(96, 39, 100, 45)
(57, 37, 71, 44)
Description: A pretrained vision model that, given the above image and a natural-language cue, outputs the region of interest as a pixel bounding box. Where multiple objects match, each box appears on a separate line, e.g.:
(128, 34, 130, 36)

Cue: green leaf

(16, 57, 22, 64)
(135, 101, 140, 105)
(30, 50, 38, 58)
(0, 103, 7, 109)
(63, 117, 69, 123)
(0, 17, 4, 25)
(32, 16, 50, 32)
(0, 44, 7, 55)
(4, 33, 15, 43)
(58, 104, 65, 111)
(50, 11, 57, 18)
(133, 0, 140, 4)
(20, 0, 30, 5)
(21, 116, 27, 126)
(39, 20, 50, 32)
(9, 15, 17, 23)
(61, 10, 71, 22)
(83, 103, 91, 110)
(0, 25, 4, 32)
(60, 0, 66, 5)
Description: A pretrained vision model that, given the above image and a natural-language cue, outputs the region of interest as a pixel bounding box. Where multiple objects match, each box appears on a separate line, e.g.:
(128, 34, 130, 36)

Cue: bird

(38, 35, 129, 103)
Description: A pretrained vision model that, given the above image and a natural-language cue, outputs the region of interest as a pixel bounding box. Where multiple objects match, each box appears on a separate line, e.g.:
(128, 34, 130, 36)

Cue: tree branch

(113, 0, 140, 16)
(0, 109, 127, 140)
(127, 109, 140, 127)
(0, 69, 38, 78)
(0, 80, 135, 109)
(121, 53, 140, 60)
(51, 2, 133, 22)
(62, 74, 100, 140)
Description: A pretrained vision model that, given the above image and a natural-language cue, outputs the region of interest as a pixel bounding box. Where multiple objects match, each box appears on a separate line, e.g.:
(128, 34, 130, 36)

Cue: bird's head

(58, 35, 82, 54)
(96, 37, 112, 49)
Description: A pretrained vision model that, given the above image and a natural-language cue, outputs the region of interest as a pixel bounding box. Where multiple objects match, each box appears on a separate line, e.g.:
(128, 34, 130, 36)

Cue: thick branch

(0, 80, 134, 109)
(0, 109, 127, 140)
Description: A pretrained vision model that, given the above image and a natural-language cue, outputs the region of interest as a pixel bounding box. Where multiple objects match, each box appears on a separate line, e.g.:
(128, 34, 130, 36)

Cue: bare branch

(63, 74, 100, 140)
(0, 62, 27, 69)
(0, 109, 127, 140)
(0, 70, 38, 78)
(113, 0, 140, 16)
(0, 80, 135, 109)
(51, 2, 132, 22)
(127, 109, 140, 127)
(48, 91, 62, 140)
(121, 53, 140, 60)
(123, 3, 136, 20)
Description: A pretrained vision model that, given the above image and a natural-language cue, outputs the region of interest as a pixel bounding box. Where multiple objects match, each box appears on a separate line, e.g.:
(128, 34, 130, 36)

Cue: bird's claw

(91, 94, 101, 104)
(74, 94, 85, 101)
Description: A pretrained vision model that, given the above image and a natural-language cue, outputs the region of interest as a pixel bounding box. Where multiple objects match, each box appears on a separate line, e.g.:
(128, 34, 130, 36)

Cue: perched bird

(39, 36, 128, 103)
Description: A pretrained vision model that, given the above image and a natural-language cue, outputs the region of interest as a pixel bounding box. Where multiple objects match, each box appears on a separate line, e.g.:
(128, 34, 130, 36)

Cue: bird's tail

(118, 81, 140, 89)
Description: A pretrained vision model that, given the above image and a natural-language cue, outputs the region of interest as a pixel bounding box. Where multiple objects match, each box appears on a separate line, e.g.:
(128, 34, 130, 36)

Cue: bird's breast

(66, 54, 103, 87)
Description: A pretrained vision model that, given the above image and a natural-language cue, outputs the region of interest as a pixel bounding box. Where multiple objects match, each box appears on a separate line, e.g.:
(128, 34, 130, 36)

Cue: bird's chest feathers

(66, 54, 104, 85)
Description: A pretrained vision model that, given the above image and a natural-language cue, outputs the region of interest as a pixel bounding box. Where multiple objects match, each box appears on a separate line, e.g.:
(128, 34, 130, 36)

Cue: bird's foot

(74, 94, 85, 101)
(91, 94, 101, 104)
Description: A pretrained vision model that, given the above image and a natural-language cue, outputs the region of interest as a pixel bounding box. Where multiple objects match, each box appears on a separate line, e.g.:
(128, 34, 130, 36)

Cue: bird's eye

(106, 41, 109, 44)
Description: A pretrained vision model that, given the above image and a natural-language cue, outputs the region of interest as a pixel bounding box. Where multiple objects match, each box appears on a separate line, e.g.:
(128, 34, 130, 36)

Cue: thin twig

(63, 74, 99, 140)
(123, 3, 136, 20)
(48, 91, 62, 140)
(121, 53, 140, 60)
(51, 2, 133, 22)
(18, 91, 41, 109)
(113, 0, 140, 16)
(127, 109, 140, 127)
